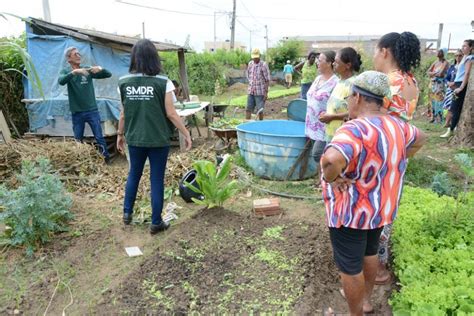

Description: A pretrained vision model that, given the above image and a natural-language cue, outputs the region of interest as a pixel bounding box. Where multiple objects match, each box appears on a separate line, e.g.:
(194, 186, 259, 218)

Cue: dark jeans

(301, 82, 312, 100)
(450, 82, 467, 131)
(71, 110, 109, 158)
(124, 145, 170, 225)
(311, 140, 327, 165)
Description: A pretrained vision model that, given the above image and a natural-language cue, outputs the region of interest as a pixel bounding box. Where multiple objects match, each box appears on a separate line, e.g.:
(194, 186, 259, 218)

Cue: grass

(229, 87, 300, 107)
(406, 117, 470, 192)
(198, 84, 299, 107)
(263, 226, 285, 240)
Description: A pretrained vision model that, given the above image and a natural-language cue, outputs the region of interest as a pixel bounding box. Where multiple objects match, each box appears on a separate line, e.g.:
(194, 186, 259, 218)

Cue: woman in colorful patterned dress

(372, 31, 421, 285)
(305, 51, 339, 184)
(428, 49, 449, 123)
(320, 71, 426, 315)
(319, 47, 362, 142)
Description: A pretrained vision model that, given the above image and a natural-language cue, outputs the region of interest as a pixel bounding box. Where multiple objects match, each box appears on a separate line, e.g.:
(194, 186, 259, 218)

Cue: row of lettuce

(390, 177, 473, 315)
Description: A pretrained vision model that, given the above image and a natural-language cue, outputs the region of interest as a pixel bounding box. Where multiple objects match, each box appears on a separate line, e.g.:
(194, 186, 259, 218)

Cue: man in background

(58, 47, 112, 163)
(283, 60, 294, 88)
(246, 48, 271, 120)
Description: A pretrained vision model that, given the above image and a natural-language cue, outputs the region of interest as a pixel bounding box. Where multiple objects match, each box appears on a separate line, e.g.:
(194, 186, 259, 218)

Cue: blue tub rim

(236, 120, 307, 138)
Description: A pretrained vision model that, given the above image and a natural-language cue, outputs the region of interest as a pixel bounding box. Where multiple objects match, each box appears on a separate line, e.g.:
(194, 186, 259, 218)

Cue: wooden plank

(0, 111, 12, 143)
(178, 49, 190, 101)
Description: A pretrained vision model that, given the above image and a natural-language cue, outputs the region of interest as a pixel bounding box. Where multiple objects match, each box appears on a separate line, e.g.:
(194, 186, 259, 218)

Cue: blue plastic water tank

(236, 120, 316, 180)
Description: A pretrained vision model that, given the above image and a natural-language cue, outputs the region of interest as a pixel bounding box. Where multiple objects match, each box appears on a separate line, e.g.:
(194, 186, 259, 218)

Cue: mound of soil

(99, 207, 339, 314)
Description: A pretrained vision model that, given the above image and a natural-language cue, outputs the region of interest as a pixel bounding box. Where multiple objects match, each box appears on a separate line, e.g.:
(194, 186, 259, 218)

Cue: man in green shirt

(58, 47, 112, 162)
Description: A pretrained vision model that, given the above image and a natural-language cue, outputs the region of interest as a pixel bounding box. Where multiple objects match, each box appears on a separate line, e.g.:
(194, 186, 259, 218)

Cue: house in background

(204, 40, 247, 52)
(283, 35, 437, 55)
(22, 17, 189, 137)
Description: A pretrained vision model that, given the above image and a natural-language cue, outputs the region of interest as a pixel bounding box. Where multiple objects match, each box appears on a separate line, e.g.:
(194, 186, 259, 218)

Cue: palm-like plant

(0, 13, 44, 98)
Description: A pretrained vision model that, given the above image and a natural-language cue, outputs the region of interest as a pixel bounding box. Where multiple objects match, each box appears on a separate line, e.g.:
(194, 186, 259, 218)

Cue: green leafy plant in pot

(184, 155, 238, 208)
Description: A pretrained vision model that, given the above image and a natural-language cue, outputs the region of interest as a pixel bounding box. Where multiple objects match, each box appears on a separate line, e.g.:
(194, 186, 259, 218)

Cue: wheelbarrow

(205, 104, 229, 126)
(209, 126, 237, 151)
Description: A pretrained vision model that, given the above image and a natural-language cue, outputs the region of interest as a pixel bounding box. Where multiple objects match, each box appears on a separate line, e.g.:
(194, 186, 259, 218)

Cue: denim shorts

(246, 94, 265, 113)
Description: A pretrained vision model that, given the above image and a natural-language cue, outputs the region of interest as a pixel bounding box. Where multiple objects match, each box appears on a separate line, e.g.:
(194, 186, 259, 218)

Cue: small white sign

(125, 246, 143, 257)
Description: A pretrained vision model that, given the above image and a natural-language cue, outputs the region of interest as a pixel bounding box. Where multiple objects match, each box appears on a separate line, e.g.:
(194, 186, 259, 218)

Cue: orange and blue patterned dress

(322, 115, 420, 229)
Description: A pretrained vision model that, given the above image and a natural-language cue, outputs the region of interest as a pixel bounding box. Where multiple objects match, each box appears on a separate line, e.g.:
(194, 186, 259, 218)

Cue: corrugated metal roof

(27, 17, 188, 52)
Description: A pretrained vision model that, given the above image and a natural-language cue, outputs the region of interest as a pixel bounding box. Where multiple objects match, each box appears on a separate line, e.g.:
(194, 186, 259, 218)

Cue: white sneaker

(440, 128, 453, 138)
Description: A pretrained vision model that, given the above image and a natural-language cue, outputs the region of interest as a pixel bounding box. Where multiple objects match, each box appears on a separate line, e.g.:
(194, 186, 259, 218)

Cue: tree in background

(266, 39, 304, 72)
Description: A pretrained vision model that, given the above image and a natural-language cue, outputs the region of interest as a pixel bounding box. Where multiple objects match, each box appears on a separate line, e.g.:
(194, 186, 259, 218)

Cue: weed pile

(0, 140, 217, 199)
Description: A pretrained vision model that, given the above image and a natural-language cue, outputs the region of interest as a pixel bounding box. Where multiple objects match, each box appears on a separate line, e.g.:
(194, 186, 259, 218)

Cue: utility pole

(447, 33, 451, 51)
(264, 25, 268, 54)
(230, 0, 236, 50)
(142, 22, 145, 39)
(437, 23, 444, 50)
(42, 0, 51, 22)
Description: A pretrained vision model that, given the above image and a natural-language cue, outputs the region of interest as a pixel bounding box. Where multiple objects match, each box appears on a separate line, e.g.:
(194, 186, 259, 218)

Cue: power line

(115, 0, 214, 17)
(116, 1, 469, 26)
(238, 0, 264, 27)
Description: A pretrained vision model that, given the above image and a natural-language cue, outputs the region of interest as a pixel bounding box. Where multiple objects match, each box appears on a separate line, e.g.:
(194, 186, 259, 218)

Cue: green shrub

(0, 158, 73, 256)
(161, 51, 228, 95)
(185, 156, 238, 208)
(405, 157, 448, 187)
(390, 186, 474, 315)
(430, 172, 454, 197)
(266, 39, 304, 72)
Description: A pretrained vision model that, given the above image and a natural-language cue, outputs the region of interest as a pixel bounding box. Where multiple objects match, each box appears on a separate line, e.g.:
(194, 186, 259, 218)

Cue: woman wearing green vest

(294, 51, 319, 99)
(117, 39, 192, 235)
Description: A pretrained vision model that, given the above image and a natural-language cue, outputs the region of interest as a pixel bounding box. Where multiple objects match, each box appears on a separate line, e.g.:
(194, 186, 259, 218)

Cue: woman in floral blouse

(305, 51, 338, 184)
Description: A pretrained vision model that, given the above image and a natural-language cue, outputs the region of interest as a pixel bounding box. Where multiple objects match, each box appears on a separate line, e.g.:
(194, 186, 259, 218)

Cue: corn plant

(0, 158, 73, 256)
(185, 156, 238, 208)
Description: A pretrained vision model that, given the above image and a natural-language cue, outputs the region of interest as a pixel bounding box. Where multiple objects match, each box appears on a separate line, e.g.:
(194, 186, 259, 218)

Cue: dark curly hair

(339, 47, 362, 72)
(378, 32, 420, 73)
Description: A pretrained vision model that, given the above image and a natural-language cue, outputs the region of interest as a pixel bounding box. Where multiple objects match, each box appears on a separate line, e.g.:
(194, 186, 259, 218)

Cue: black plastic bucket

(179, 169, 203, 203)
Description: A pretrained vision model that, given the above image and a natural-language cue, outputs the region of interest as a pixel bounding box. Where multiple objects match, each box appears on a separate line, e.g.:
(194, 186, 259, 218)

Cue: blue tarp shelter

(23, 17, 190, 136)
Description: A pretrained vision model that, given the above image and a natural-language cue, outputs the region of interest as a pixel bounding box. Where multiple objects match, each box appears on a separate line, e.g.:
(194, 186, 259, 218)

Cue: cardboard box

(253, 198, 281, 216)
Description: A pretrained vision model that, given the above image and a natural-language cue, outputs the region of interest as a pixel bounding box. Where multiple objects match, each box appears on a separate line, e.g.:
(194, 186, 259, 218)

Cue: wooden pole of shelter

(177, 49, 190, 101)
(437, 23, 444, 50)
(177, 48, 191, 152)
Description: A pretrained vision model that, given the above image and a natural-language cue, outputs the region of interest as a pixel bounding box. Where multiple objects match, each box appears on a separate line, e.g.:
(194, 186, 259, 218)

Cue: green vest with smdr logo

(118, 74, 174, 147)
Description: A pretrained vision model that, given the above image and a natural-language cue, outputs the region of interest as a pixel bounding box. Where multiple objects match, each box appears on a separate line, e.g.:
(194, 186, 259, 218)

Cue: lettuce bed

(391, 186, 474, 315)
